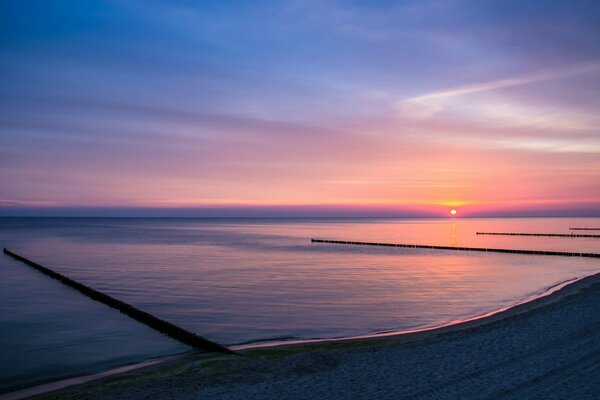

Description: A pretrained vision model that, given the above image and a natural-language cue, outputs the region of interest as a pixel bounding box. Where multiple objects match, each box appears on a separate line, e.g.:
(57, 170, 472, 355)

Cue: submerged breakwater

(2, 248, 236, 355)
(310, 239, 600, 258)
(476, 232, 600, 238)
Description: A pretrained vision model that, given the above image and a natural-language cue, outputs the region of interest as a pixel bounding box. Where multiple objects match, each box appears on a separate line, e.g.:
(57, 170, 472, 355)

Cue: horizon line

(0, 207, 598, 219)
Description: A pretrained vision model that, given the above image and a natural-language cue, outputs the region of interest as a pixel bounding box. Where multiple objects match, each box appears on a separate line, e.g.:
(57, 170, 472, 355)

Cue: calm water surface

(1, 217, 599, 392)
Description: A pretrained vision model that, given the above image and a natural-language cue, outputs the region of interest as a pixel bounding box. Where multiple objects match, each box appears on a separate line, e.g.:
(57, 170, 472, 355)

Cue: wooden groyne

(310, 239, 600, 258)
(476, 232, 600, 238)
(2, 248, 237, 355)
(570, 228, 600, 231)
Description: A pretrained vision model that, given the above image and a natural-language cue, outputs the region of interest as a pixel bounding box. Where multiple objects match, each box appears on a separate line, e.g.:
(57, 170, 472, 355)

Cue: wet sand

(29, 271, 600, 400)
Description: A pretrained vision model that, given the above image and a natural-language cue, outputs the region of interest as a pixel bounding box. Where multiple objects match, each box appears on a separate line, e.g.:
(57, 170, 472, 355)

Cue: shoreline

(231, 274, 584, 351)
(7, 269, 600, 399)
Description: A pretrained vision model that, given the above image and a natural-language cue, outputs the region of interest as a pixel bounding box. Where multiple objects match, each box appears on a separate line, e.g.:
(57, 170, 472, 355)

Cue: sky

(1, 0, 599, 217)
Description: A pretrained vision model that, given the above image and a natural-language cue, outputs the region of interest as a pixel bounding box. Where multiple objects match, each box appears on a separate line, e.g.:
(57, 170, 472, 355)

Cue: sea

(0, 217, 599, 393)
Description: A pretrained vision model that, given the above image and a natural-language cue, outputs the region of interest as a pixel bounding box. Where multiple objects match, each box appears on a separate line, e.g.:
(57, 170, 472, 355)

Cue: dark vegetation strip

(310, 239, 600, 258)
(2, 248, 237, 355)
(476, 232, 600, 238)
(570, 228, 600, 231)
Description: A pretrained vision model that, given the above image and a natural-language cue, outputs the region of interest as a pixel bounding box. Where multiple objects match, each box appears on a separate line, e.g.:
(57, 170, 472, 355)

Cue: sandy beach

(30, 271, 600, 400)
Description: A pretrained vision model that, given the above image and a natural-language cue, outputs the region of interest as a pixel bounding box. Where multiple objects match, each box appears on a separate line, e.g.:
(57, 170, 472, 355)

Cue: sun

(450, 209, 457, 216)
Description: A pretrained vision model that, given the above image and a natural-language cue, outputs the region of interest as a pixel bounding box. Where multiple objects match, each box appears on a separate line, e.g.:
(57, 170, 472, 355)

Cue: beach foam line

(476, 231, 600, 238)
(2, 248, 237, 355)
(310, 238, 600, 258)
(230, 272, 599, 351)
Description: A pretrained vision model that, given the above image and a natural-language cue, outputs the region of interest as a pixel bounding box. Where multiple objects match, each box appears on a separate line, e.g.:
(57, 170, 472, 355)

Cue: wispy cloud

(395, 61, 600, 120)
(412, 61, 600, 101)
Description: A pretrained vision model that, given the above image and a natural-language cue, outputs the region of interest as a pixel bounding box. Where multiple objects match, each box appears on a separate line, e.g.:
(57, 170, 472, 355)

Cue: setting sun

(450, 209, 457, 216)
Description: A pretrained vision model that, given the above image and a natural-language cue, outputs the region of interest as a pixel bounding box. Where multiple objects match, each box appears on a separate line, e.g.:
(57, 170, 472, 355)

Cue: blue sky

(1, 0, 599, 216)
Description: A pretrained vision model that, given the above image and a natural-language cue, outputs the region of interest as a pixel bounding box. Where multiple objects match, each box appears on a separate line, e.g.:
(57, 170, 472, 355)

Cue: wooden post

(310, 239, 600, 258)
(475, 232, 600, 238)
(3, 248, 238, 355)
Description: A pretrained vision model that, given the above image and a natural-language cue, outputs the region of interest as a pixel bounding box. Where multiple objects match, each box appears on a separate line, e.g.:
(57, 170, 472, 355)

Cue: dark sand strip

(0, 354, 192, 400)
(311, 238, 600, 257)
(2, 249, 236, 355)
